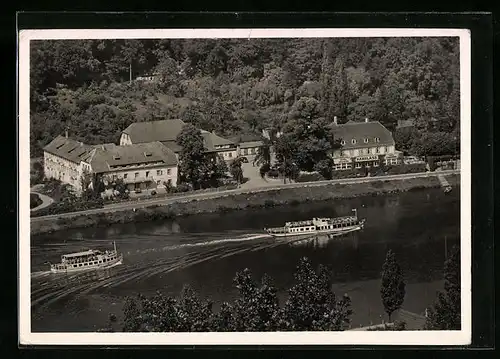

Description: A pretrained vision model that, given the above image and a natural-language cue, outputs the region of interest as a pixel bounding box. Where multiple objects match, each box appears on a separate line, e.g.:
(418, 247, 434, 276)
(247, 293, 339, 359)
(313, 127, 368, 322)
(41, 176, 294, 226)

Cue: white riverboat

(264, 209, 365, 240)
(49, 241, 123, 274)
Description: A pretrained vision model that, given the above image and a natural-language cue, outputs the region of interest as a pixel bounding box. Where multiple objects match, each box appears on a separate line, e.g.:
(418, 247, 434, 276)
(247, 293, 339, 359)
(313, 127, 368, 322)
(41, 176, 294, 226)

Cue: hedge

(31, 198, 104, 217)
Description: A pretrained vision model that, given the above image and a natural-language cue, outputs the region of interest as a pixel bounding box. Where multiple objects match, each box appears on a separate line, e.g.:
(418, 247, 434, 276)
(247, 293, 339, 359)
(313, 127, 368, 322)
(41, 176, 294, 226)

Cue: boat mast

(114, 241, 117, 253)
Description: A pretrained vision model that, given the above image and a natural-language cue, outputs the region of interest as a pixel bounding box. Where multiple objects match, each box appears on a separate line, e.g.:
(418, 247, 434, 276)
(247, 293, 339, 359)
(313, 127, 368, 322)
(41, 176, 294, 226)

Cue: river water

(30, 188, 460, 332)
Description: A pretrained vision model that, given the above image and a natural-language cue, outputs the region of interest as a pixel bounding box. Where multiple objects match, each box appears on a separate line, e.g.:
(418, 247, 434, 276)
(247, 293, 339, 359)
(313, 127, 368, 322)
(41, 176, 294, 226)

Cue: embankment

(30, 174, 460, 235)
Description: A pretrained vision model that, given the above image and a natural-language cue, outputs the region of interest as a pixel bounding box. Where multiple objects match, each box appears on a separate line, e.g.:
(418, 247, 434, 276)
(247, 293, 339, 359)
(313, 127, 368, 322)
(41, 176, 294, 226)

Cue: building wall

(102, 164, 178, 189)
(119, 133, 132, 146)
(218, 148, 238, 161)
(333, 144, 396, 159)
(331, 143, 399, 171)
(238, 146, 260, 157)
(43, 151, 83, 191)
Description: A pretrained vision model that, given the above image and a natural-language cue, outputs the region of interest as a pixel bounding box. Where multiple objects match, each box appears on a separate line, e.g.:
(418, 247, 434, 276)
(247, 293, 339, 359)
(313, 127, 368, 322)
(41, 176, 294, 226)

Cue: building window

(145, 171, 150, 178)
(135, 172, 139, 178)
(228, 152, 232, 158)
(385, 146, 388, 153)
(167, 168, 171, 175)
(124, 173, 128, 179)
(352, 139, 356, 144)
(364, 138, 369, 143)
(355, 163, 362, 169)
(375, 137, 380, 142)
(157, 170, 163, 176)
(341, 140, 345, 145)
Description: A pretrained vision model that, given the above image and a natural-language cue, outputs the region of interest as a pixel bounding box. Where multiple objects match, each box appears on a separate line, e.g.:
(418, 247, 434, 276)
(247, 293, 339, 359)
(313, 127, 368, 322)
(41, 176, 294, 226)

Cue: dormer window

(352, 139, 357, 145)
(113, 155, 121, 160)
(144, 152, 152, 157)
(364, 138, 369, 143)
(375, 137, 380, 143)
(341, 140, 346, 145)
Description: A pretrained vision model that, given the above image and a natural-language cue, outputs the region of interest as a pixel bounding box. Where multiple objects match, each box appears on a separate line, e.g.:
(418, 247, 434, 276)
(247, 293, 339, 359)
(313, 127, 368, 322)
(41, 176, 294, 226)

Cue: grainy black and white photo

(19, 28, 471, 345)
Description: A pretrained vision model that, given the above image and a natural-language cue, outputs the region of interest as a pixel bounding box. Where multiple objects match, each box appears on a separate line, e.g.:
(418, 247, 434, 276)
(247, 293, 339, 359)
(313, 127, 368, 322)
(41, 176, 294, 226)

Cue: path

(30, 169, 459, 223)
(30, 191, 54, 212)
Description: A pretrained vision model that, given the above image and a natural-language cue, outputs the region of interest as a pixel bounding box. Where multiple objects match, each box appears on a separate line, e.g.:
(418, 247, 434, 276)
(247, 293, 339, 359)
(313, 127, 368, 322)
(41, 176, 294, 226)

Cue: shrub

(30, 193, 43, 209)
(385, 163, 427, 175)
(267, 169, 280, 178)
(296, 172, 325, 183)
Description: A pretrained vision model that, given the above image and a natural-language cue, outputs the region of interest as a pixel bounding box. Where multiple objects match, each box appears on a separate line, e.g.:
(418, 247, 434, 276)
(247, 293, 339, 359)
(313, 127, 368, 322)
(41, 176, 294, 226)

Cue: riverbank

(30, 174, 460, 235)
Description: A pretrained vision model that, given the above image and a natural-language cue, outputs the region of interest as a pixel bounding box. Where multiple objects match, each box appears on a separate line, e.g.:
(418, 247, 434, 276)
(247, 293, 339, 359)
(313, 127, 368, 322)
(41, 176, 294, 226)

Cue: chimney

(365, 117, 369, 123)
(334, 116, 338, 125)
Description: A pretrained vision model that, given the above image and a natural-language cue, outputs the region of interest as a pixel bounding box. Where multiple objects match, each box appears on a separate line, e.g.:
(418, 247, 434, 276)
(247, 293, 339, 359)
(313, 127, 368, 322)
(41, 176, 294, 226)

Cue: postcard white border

(18, 28, 472, 346)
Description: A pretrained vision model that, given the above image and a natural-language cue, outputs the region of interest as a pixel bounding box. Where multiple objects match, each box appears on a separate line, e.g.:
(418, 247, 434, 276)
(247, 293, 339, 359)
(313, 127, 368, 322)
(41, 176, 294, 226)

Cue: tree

(425, 246, 461, 330)
(253, 138, 272, 167)
(283, 257, 352, 331)
(321, 51, 350, 122)
(380, 250, 406, 322)
(229, 157, 244, 185)
(232, 269, 281, 331)
(176, 124, 208, 189)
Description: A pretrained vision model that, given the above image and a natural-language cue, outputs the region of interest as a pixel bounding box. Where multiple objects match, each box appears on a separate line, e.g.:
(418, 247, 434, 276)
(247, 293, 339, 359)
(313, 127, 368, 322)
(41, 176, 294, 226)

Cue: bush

(30, 193, 43, 209)
(259, 163, 271, 178)
(296, 172, 325, 183)
(31, 197, 104, 217)
(384, 163, 427, 175)
(267, 169, 280, 178)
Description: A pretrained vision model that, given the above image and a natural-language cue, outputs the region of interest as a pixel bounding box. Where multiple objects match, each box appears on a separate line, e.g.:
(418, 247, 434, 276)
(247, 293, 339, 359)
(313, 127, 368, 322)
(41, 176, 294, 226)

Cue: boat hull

(268, 222, 364, 240)
(50, 254, 123, 274)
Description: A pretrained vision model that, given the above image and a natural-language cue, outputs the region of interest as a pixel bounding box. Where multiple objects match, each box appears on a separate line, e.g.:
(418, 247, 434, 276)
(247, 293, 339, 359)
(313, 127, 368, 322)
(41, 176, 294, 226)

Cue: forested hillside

(30, 37, 460, 157)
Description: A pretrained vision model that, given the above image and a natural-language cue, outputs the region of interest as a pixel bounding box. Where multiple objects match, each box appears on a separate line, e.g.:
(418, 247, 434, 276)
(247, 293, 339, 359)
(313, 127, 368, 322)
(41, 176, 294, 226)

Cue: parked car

(239, 156, 249, 163)
(151, 190, 157, 196)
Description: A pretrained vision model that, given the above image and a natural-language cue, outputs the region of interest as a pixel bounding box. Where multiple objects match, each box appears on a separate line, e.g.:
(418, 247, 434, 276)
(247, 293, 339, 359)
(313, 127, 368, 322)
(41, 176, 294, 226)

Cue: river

(30, 187, 460, 332)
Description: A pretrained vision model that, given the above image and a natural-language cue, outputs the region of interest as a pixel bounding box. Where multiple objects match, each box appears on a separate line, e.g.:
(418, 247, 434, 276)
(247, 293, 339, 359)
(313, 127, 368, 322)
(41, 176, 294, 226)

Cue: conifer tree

(425, 245, 461, 330)
(380, 249, 406, 322)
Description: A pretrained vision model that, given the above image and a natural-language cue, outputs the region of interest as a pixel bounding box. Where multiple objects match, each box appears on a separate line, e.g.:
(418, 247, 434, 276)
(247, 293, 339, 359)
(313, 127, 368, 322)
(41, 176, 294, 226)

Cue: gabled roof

(121, 119, 187, 143)
(86, 142, 178, 173)
(43, 136, 94, 163)
(329, 120, 395, 149)
(201, 130, 235, 151)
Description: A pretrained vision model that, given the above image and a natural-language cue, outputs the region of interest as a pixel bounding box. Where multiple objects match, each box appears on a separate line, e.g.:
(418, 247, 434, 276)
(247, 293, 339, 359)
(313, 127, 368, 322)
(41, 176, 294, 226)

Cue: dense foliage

(425, 246, 461, 330)
(30, 193, 43, 209)
(30, 38, 460, 159)
(118, 257, 353, 332)
(176, 124, 229, 189)
(380, 249, 406, 322)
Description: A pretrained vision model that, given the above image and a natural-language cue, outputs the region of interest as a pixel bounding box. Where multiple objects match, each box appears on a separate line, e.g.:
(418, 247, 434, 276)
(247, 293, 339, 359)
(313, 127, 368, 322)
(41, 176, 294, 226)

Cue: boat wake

(30, 233, 283, 310)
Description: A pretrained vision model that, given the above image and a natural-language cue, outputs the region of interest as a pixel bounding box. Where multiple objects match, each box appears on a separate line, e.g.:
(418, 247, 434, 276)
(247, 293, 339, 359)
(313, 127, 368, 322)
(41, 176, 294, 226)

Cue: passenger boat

(49, 241, 123, 274)
(264, 209, 365, 240)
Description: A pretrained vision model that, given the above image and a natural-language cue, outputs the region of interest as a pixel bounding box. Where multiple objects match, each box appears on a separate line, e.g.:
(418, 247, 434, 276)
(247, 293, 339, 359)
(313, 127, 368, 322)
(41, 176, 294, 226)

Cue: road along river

(30, 187, 460, 332)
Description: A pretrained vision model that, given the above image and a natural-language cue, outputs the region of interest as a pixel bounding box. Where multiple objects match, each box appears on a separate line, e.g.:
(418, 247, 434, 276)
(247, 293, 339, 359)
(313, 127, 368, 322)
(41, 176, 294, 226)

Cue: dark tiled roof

(122, 119, 187, 143)
(122, 120, 235, 153)
(329, 120, 395, 150)
(229, 133, 263, 144)
(43, 135, 95, 163)
(87, 142, 178, 173)
(201, 130, 235, 152)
